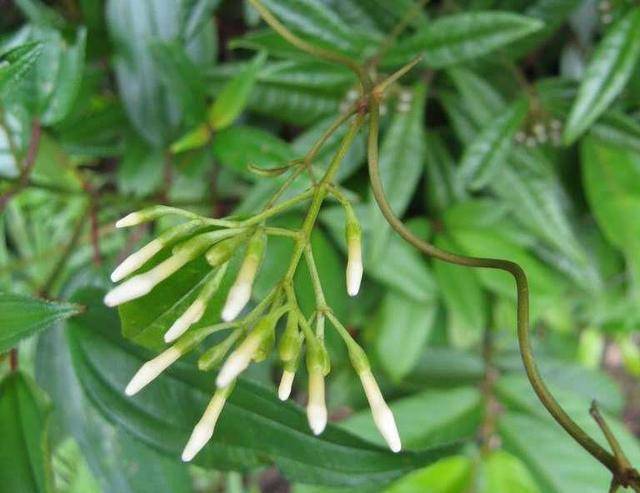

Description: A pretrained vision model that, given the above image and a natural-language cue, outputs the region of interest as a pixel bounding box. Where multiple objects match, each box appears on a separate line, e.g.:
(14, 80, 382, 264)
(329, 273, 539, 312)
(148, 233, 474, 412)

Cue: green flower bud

(198, 331, 242, 371)
(279, 311, 302, 363)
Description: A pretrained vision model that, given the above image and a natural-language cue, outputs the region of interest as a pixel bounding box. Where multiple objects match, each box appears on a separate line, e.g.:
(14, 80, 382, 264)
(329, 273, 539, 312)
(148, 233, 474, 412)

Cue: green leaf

(446, 67, 506, 124)
(563, 7, 640, 144)
(209, 51, 266, 130)
(36, 323, 193, 493)
(343, 387, 481, 452)
(180, 0, 221, 42)
(71, 287, 459, 487)
(117, 135, 165, 198)
(0, 372, 54, 493)
(255, 0, 374, 56)
(211, 125, 294, 178)
(490, 148, 600, 291)
(0, 41, 43, 97)
(447, 227, 566, 305)
(499, 411, 640, 493)
(384, 455, 472, 493)
(592, 110, 640, 153)
(106, 0, 215, 146)
(480, 451, 540, 493)
(422, 132, 467, 214)
(14, 0, 67, 29)
(457, 99, 527, 190)
(582, 137, 640, 292)
(0, 292, 80, 352)
(385, 12, 543, 68)
(40, 28, 86, 125)
(206, 60, 348, 126)
(150, 40, 207, 126)
(433, 235, 486, 349)
(369, 83, 427, 260)
(374, 290, 437, 382)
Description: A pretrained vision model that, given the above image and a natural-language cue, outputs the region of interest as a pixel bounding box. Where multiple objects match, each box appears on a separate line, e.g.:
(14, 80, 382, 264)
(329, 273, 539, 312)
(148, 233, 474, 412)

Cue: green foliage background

(1, 0, 640, 492)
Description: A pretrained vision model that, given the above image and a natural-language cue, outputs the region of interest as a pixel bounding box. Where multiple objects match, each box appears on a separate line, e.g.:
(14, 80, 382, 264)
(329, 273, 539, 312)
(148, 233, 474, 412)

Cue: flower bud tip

(124, 348, 181, 396)
(181, 423, 213, 462)
(216, 353, 248, 388)
(346, 258, 363, 297)
(104, 277, 154, 307)
(115, 212, 143, 228)
(110, 240, 162, 283)
(307, 403, 327, 435)
(165, 301, 206, 343)
(221, 283, 251, 322)
(278, 370, 295, 401)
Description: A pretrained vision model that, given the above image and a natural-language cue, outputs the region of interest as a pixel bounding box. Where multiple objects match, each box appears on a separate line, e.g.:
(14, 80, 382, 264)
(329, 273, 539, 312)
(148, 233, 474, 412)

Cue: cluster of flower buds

(514, 118, 563, 148)
(105, 205, 399, 462)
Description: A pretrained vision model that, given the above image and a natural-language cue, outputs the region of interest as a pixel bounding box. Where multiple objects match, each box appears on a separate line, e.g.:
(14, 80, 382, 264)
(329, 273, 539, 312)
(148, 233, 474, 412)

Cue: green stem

(241, 188, 315, 227)
(284, 115, 364, 282)
(366, 97, 619, 473)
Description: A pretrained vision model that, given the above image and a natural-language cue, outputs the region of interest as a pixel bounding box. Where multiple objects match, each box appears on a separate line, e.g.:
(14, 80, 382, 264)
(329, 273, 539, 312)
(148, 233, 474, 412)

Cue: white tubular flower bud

(216, 318, 269, 388)
(111, 239, 163, 283)
(112, 220, 205, 283)
(307, 368, 327, 435)
(221, 281, 252, 322)
(125, 347, 181, 396)
(346, 238, 363, 297)
(278, 370, 295, 401)
(115, 211, 145, 228)
(221, 231, 266, 322)
(359, 369, 401, 453)
(164, 300, 206, 343)
(164, 265, 228, 343)
(104, 252, 189, 307)
(345, 207, 363, 297)
(181, 385, 233, 462)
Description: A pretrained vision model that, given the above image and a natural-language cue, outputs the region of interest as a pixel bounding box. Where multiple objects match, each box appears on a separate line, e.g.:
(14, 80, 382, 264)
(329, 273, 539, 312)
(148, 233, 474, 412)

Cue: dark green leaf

(150, 41, 207, 126)
(490, 148, 601, 291)
(0, 372, 54, 493)
(385, 12, 543, 68)
(256, 0, 375, 56)
(374, 290, 437, 382)
(499, 411, 640, 493)
(563, 7, 640, 144)
(180, 0, 221, 43)
(107, 0, 215, 146)
(40, 28, 86, 125)
(71, 287, 459, 487)
(0, 292, 80, 352)
(457, 98, 527, 190)
(211, 125, 294, 178)
(369, 83, 427, 260)
(36, 324, 193, 493)
(582, 136, 640, 289)
(0, 41, 42, 97)
(433, 234, 486, 348)
(423, 132, 467, 214)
